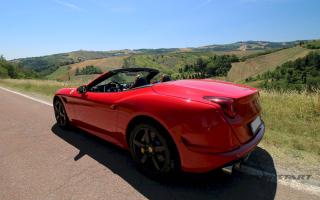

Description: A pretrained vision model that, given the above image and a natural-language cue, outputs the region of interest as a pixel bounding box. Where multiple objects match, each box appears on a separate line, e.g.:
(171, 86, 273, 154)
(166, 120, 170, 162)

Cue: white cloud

(53, 0, 83, 11)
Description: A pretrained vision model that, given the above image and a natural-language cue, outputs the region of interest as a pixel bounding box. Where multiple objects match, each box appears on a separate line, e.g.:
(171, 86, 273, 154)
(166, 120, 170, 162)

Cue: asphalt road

(0, 87, 319, 200)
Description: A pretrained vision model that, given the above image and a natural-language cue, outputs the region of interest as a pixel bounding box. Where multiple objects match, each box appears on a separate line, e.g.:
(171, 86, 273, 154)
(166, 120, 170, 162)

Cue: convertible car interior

(89, 68, 171, 93)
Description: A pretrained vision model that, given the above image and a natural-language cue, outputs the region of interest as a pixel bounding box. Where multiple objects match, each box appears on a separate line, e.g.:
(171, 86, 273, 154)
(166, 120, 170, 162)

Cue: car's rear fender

(118, 93, 240, 170)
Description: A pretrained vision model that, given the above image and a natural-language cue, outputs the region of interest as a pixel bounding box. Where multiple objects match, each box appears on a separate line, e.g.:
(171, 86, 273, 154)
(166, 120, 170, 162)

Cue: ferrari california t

(53, 67, 264, 177)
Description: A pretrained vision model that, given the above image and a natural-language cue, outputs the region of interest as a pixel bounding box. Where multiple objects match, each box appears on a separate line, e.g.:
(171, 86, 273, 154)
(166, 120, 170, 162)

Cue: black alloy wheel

(129, 123, 178, 178)
(54, 99, 69, 128)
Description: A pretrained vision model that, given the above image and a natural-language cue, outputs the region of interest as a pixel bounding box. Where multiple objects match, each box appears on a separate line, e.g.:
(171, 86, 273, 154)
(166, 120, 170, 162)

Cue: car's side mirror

(77, 85, 87, 94)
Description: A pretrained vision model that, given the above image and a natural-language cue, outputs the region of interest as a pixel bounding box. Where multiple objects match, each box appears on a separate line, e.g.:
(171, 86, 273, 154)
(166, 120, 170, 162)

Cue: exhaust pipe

(222, 165, 233, 174)
(222, 162, 241, 175)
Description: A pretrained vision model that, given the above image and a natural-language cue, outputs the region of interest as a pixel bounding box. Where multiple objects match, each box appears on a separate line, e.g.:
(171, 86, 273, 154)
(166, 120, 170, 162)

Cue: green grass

(303, 40, 320, 49)
(260, 90, 320, 154)
(259, 90, 320, 175)
(0, 79, 84, 97)
(46, 65, 71, 80)
(0, 79, 319, 174)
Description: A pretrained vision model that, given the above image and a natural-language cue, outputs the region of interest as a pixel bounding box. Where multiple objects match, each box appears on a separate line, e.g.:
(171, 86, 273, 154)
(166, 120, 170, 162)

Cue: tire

(54, 98, 70, 129)
(128, 123, 179, 179)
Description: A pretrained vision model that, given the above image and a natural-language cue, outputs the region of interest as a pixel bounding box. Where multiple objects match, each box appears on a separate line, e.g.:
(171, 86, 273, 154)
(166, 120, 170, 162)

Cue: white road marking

(0, 85, 319, 195)
(0, 86, 53, 107)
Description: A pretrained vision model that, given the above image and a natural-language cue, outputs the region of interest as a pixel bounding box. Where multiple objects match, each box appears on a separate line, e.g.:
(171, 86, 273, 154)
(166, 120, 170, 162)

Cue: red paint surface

(54, 79, 264, 173)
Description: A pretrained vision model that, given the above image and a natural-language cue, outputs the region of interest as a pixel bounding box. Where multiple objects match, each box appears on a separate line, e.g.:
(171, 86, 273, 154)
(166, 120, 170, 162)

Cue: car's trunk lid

(229, 92, 262, 143)
(152, 79, 261, 144)
(152, 80, 257, 101)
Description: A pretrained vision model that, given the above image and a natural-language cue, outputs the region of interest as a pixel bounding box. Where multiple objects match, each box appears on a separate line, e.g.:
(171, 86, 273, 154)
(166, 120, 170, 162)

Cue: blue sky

(1, 0, 320, 59)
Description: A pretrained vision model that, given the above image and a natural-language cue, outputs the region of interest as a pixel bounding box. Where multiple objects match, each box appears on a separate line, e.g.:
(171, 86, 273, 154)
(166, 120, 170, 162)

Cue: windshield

(87, 68, 162, 93)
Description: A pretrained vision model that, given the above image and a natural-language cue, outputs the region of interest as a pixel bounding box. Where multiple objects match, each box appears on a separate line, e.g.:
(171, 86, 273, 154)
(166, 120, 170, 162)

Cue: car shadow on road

(51, 124, 277, 200)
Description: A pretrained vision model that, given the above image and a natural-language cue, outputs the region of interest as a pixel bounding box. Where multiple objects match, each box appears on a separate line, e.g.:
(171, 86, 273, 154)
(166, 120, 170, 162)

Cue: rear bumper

(181, 122, 265, 173)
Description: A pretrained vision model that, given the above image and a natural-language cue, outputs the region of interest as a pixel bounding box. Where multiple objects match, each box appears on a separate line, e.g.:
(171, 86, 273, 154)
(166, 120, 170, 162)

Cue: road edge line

(0, 86, 53, 107)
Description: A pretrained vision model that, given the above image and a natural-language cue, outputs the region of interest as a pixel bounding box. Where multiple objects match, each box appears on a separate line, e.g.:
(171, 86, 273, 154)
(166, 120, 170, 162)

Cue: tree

(75, 65, 103, 75)
(0, 66, 9, 78)
(256, 52, 320, 91)
(75, 68, 80, 75)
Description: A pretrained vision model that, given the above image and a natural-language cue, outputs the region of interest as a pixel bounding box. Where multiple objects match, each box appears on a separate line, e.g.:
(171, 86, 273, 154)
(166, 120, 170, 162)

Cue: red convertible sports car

(53, 67, 264, 177)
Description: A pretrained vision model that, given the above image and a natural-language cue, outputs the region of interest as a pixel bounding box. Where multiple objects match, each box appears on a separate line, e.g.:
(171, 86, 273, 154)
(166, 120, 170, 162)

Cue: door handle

(110, 104, 117, 110)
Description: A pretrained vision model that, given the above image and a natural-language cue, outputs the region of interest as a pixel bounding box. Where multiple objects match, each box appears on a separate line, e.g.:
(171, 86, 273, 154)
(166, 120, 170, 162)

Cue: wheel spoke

(54, 101, 67, 126)
(150, 131, 156, 141)
(151, 156, 160, 171)
(54, 103, 60, 119)
(131, 125, 171, 173)
(140, 154, 148, 163)
(59, 104, 64, 114)
(55, 107, 60, 117)
(133, 140, 144, 148)
(157, 154, 165, 162)
(143, 129, 150, 144)
(54, 104, 58, 112)
(154, 146, 165, 152)
(57, 102, 61, 111)
(61, 114, 66, 124)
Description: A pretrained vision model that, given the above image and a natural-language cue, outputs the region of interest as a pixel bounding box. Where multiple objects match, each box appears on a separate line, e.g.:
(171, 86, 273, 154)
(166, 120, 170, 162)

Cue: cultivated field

(227, 47, 310, 82)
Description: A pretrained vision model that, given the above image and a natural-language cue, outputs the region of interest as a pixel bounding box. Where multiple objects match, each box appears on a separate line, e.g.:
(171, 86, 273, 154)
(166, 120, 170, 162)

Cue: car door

(71, 90, 123, 144)
(69, 69, 151, 146)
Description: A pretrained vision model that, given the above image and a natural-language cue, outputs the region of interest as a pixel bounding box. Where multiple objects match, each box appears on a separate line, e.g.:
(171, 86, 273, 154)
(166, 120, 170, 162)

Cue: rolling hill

(122, 50, 264, 75)
(227, 46, 311, 82)
(254, 51, 320, 90)
(198, 40, 301, 51)
(46, 46, 266, 81)
(11, 50, 134, 76)
(12, 40, 301, 73)
(303, 39, 320, 49)
(8, 40, 318, 82)
(47, 56, 128, 81)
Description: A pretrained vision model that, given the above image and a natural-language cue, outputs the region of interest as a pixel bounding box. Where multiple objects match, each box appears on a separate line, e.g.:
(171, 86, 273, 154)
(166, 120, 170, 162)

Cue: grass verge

(0, 79, 84, 100)
(259, 90, 320, 178)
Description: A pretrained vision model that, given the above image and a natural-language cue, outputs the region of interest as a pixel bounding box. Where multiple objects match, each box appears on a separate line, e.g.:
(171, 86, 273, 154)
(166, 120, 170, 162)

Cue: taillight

(203, 96, 237, 118)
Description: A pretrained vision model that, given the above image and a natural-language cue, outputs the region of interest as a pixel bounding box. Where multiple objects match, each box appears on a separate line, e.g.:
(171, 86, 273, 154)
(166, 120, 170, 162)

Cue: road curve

(0, 87, 318, 200)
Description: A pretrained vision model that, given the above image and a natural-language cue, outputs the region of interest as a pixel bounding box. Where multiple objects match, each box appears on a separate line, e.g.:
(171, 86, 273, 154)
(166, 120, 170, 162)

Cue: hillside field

(123, 50, 262, 74)
(46, 50, 262, 81)
(44, 46, 310, 83)
(227, 46, 310, 82)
